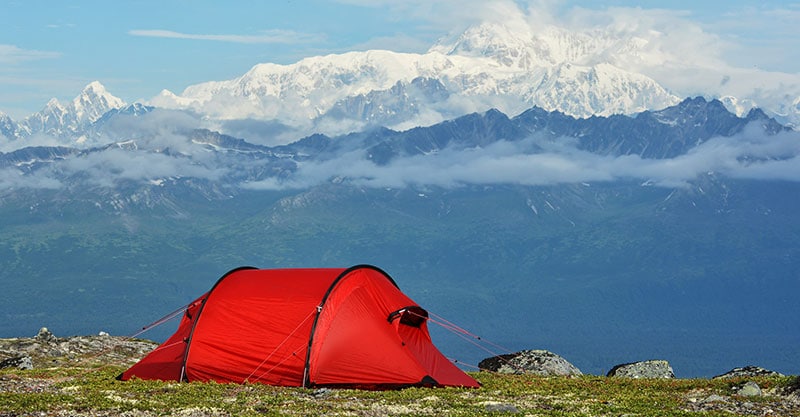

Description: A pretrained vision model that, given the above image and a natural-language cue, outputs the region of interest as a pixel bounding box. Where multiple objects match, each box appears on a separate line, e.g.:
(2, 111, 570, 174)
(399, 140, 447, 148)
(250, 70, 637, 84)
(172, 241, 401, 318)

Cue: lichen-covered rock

(734, 381, 762, 397)
(0, 355, 33, 370)
(0, 327, 158, 369)
(607, 360, 675, 378)
(483, 402, 519, 413)
(713, 366, 784, 379)
(478, 349, 582, 376)
(35, 327, 57, 342)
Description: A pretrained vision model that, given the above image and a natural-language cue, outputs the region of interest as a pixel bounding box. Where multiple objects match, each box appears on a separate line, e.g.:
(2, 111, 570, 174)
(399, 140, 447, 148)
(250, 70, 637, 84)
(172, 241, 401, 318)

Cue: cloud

(53, 147, 228, 188)
(0, 44, 60, 65)
(243, 122, 800, 190)
(704, 6, 800, 86)
(8, 121, 800, 192)
(339, 1, 799, 106)
(0, 108, 231, 190)
(336, 0, 530, 34)
(346, 33, 434, 54)
(0, 168, 62, 190)
(128, 29, 322, 44)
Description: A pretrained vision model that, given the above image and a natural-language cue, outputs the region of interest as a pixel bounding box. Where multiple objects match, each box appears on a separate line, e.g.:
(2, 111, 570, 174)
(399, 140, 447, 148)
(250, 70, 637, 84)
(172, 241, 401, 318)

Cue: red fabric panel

(311, 286, 426, 385)
(310, 268, 446, 387)
(120, 295, 206, 381)
(184, 268, 342, 385)
(310, 268, 478, 388)
(397, 321, 481, 388)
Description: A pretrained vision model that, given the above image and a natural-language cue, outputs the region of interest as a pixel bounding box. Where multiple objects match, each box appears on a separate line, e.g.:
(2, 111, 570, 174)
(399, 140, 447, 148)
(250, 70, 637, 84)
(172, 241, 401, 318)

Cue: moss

(2, 366, 797, 416)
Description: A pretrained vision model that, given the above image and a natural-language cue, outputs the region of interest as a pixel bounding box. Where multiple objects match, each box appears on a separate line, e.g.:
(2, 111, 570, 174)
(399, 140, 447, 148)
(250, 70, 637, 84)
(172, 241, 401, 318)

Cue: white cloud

(711, 6, 800, 73)
(0, 44, 60, 64)
(7, 119, 800, 192)
(0, 168, 62, 190)
(244, 123, 800, 190)
(338, 1, 799, 120)
(54, 148, 227, 188)
(128, 29, 322, 44)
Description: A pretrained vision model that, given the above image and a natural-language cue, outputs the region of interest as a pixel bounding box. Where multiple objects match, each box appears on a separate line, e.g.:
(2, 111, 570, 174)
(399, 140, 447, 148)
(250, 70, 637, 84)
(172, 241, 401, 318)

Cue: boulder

(35, 327, 57, 343)
(478, 349, 582, 376)
(734, 381, 762, 397)
(713, 366, 784, 379)
(607, 360, 675, 378)
(0, 355, 33, 370)
(483, 402, 519, 413)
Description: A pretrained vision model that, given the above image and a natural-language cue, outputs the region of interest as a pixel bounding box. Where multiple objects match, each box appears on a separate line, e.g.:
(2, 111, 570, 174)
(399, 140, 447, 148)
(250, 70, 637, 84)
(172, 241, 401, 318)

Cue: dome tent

(119, 265, 479, 389)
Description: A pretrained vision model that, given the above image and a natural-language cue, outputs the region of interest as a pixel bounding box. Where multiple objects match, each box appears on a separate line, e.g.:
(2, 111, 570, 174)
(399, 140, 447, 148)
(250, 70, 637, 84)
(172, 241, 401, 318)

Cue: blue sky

(1, 0, 798, 119)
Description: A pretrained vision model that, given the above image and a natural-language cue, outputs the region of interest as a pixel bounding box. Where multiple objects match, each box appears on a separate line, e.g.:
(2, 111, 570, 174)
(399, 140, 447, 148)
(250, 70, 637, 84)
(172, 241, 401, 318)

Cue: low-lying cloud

(54, 148, 228, 188)
(4, 122, 800, 192)
(244, 124, 800, 190)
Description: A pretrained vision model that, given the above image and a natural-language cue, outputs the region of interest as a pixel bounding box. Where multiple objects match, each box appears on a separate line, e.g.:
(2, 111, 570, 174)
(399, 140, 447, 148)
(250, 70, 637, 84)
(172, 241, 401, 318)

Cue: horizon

(2, 0, 799, 120)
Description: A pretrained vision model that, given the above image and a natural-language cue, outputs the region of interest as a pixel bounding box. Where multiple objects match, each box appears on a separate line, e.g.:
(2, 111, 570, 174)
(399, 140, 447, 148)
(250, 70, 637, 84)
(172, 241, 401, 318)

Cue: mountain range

(2, 22, 799, 149)
(1, 21, 799, 378)
(1, 95, 799, 377)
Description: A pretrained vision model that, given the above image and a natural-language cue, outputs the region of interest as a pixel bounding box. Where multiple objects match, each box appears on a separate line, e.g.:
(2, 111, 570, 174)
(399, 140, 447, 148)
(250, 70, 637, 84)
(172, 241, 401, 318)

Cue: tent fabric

(119, 265, 479, 389)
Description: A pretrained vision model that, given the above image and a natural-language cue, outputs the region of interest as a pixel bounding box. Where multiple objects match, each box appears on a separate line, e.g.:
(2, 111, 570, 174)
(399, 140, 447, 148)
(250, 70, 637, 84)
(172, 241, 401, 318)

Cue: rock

(0, 355, 33, 370)
(484, 402, 519, 413)
(478, 349, 582, 376)
(312, 388, 333, 398)
(735, 381, 762, 397)
(713, 366, 784, 379)
(607, 360, 675, 378)
(703, 394, 727, 403)
(35, 327, 57, 343)
(0, 330, 158, 369)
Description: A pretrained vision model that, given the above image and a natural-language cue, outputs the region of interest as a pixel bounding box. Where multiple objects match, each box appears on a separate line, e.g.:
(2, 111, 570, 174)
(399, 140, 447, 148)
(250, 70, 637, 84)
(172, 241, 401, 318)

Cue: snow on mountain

(150, 22, 680, 138)
(0, 111, 16, 141)
(4, 21, 796, 149)
(13, 81, 126, 142)
(71, 81, 125, 123)
(428, 22, 656, 69)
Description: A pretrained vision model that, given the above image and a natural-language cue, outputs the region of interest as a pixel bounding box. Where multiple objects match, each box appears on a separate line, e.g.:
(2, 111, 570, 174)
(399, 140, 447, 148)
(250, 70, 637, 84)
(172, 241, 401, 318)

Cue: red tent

(119, 265, 479, 389)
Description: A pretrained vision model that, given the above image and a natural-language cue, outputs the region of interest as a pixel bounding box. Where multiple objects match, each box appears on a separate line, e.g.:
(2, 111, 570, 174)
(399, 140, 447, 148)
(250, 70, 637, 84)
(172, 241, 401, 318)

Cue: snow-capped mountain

(149, 22, 680, 137)
(3, 96, 789, 195)
(0, 111, 16, 140)
(2, 21, 798, 150)
(11, 81, 125, 143)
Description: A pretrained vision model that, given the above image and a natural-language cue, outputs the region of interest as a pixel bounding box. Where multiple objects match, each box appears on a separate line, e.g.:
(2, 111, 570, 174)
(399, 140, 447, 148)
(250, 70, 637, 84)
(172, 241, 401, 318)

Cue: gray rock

(478, 349, 582, 376)
(607, 360, 675, 378)
(35, 327, 56, 343)
(0, 355, 33, 370)
(484, 402, 519, 413)
(312, 388, 333, 398)
(735, 381, 762, 397)
(713, 366, 784, 379)
(702, 394, 727, 403)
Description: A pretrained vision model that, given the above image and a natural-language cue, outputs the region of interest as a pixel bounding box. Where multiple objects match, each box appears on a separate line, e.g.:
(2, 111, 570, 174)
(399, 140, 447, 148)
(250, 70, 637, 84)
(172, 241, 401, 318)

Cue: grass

(2, 366, 797, 416)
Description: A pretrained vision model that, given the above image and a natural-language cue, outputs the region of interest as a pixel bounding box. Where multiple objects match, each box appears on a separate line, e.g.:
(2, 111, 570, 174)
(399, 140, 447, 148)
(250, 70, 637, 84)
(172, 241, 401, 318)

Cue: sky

(1, 0, 799, 120)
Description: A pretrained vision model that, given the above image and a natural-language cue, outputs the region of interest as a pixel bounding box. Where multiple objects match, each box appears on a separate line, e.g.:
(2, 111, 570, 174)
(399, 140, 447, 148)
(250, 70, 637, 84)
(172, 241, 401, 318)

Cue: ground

(1, 333, 799, 416)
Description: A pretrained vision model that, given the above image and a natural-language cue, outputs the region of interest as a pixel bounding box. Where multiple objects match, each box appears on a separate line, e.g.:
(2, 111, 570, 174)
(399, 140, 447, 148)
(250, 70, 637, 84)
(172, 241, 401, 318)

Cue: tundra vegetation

(1, 335, 799, 416)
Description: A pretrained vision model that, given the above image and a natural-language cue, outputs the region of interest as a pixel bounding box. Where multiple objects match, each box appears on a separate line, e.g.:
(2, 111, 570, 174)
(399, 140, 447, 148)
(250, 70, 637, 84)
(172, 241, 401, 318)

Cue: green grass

(1, 366, 797, 416)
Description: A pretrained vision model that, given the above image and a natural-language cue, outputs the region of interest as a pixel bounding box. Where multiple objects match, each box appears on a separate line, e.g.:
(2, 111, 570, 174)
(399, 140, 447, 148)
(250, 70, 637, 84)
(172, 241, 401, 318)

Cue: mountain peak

(45, 97, 64, 110)
(71, 81, 125, 124)
(82, 80, 108, 95)
(75, 81, 124, 107)
(430, 22, 538, 68)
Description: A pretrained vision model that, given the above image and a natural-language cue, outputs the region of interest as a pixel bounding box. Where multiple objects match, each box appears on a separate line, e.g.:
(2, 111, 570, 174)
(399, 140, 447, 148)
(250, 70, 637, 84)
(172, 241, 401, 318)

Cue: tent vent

(387, 306, 428, 327)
